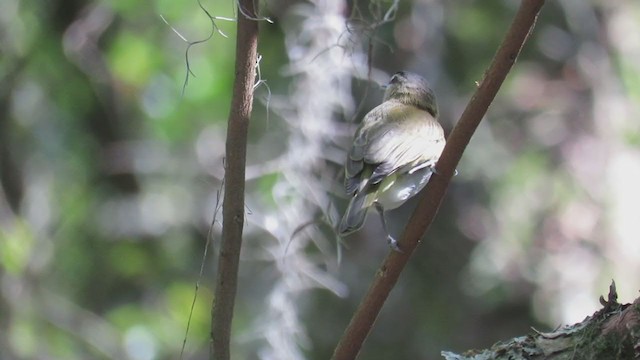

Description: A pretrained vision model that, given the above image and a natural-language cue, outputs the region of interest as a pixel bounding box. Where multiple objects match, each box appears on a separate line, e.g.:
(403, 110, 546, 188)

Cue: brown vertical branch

(331, 1, 545, 359)
(210, 0, 259, 358)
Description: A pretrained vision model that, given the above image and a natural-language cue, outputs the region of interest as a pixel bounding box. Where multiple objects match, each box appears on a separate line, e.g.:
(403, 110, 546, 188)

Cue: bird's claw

(431, 167, 459, 177)
(387, 236, 403, 253)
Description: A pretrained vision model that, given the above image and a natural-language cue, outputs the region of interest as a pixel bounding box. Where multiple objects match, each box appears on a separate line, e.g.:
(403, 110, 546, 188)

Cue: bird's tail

(338, 190, 371, 236)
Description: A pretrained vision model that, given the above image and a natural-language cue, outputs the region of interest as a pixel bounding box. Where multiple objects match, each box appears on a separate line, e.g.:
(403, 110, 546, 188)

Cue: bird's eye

(390, 72, 405, 83)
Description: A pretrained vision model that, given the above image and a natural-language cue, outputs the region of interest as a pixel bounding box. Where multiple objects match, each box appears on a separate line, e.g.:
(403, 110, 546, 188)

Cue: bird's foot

(431, 167, 459, 176)
(387, 236, 403, 253)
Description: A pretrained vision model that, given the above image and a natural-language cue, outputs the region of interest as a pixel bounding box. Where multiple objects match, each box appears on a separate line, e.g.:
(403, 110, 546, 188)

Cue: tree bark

(210, 0, 259, 358)
(443, 283, 640, 359)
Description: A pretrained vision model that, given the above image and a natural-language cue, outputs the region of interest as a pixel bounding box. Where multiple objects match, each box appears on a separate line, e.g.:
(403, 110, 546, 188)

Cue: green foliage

(109, 32, 159, 86)
(0, 221, 34, 274)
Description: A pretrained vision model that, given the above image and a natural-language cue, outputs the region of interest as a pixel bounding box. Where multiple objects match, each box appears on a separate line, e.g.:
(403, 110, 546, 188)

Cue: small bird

(338, 71, 445, 250)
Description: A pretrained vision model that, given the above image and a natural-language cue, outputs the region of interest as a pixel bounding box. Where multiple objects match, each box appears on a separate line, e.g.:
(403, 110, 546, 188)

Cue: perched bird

(338, 71, 445, 250)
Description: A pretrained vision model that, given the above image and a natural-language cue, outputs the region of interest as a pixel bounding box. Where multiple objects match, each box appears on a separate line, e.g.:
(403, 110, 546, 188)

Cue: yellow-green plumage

(338, 72, 445, 249)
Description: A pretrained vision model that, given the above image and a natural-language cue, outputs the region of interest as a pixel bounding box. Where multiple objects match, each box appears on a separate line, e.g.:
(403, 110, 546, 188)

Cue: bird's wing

(345, 102, 444, 193)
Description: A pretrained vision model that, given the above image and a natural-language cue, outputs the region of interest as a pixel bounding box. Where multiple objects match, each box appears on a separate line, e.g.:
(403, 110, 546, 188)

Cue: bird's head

(383, 71, 438, 118)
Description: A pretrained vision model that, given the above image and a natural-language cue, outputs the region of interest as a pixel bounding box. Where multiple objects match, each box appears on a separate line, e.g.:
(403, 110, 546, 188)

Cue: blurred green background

(2, 0, 640, 359)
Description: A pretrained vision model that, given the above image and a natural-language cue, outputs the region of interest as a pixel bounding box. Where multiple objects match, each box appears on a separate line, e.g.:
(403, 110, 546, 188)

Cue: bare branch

(210, 0, 260, 358)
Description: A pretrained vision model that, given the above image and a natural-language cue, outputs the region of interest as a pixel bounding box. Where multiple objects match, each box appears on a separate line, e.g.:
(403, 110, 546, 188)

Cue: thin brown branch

(330, 1, 546, 359)
(210, 0, 259, 358)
